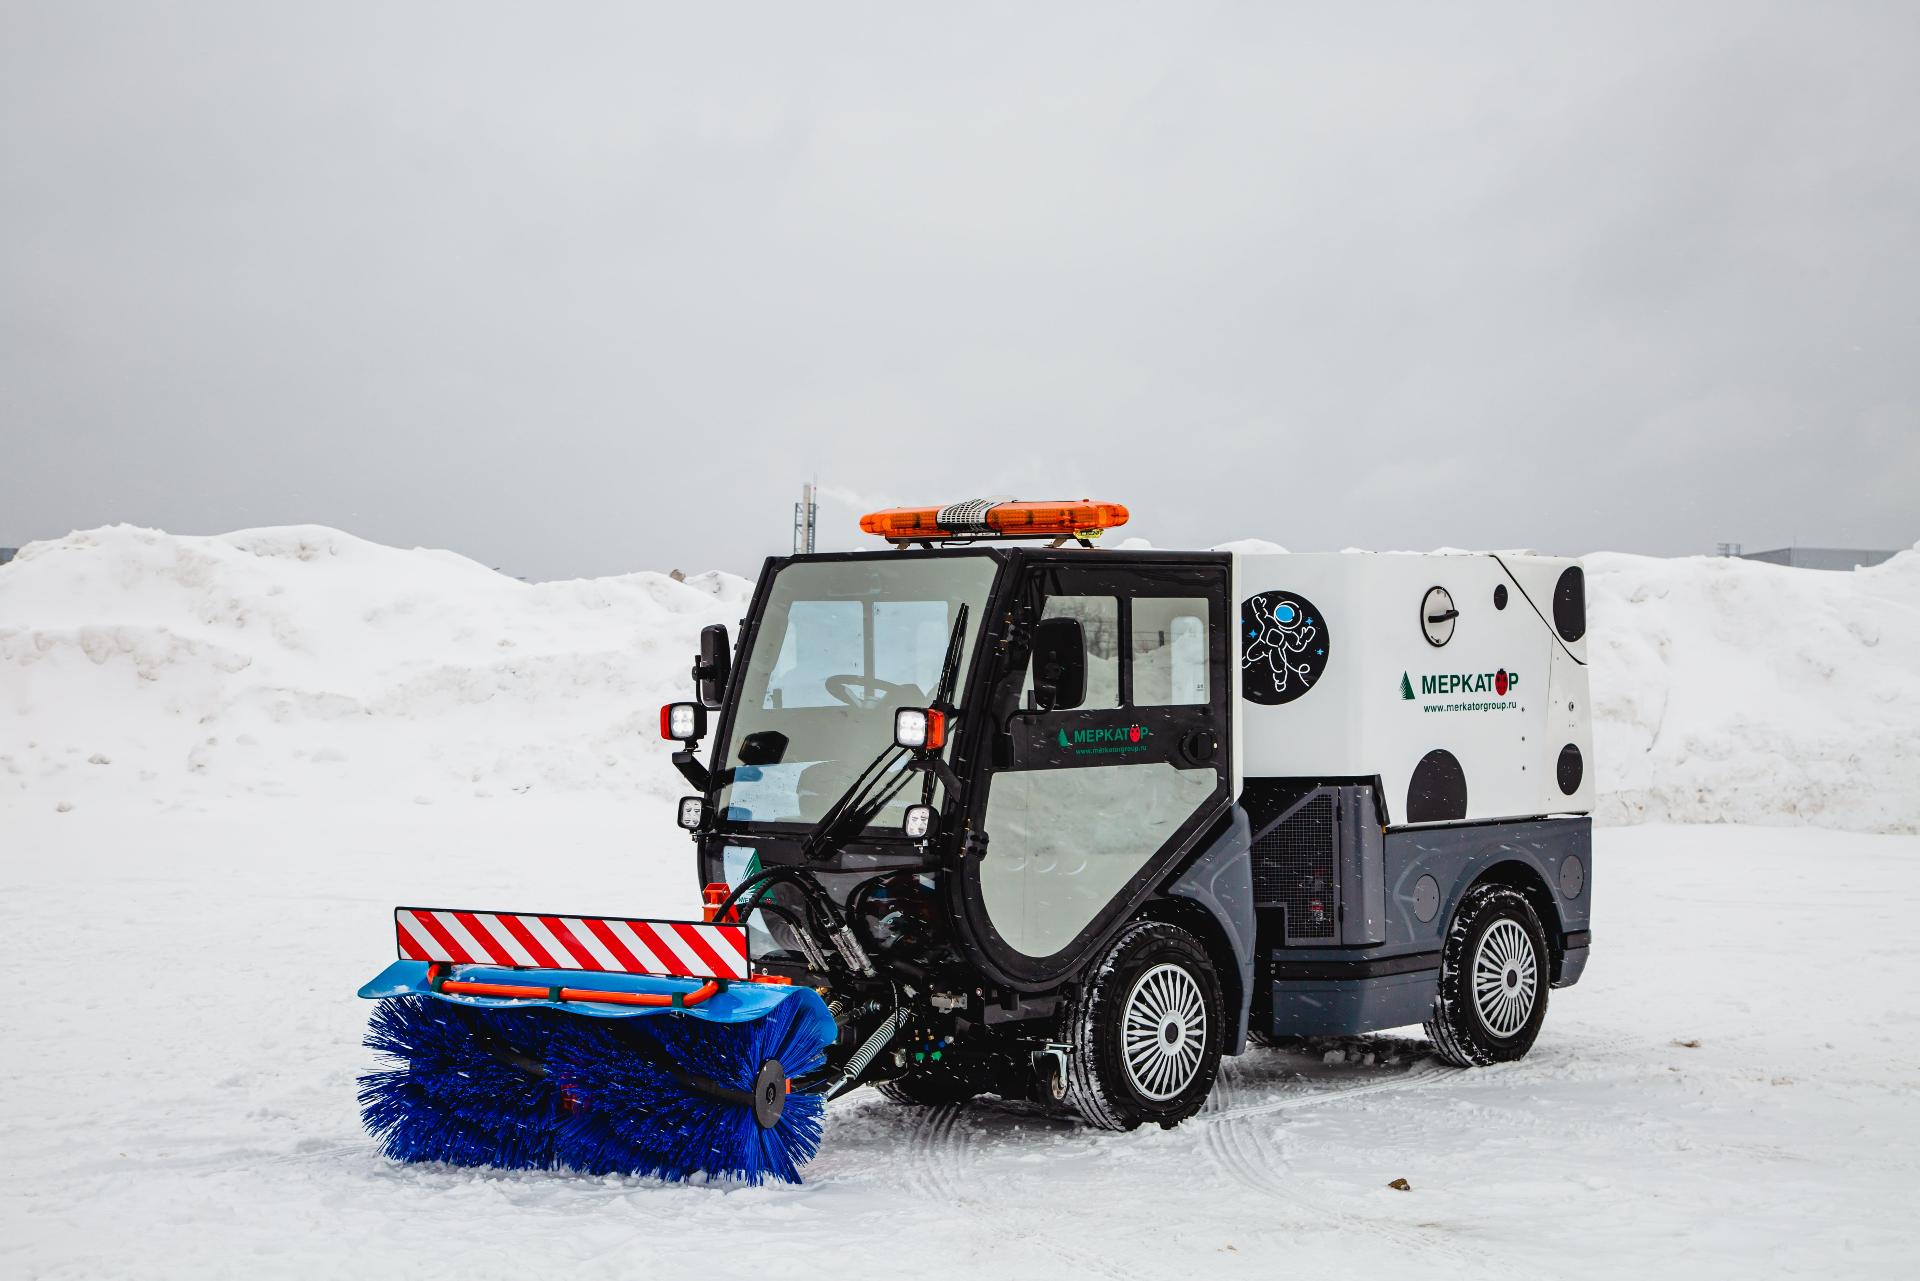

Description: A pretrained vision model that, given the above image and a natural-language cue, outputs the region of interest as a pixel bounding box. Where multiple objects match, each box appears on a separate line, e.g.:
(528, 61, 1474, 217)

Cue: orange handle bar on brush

(429, 968, 722, 1009)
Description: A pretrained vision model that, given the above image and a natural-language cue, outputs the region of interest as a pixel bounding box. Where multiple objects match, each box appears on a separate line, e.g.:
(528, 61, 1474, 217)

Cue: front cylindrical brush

(357, 987, 839, 1184)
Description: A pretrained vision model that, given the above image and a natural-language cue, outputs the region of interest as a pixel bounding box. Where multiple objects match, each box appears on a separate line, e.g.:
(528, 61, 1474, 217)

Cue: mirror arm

(672, 748, 710, 791)
(912, 752, 962, 797)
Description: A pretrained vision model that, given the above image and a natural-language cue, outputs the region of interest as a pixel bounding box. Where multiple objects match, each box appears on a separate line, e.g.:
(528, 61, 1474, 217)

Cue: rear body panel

(1243, 806, 1592, 1039)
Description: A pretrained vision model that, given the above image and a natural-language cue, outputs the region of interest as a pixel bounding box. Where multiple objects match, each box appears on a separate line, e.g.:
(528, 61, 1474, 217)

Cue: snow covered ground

(3, 805, 1916, 1279)
(2, 525, 1917, 1277)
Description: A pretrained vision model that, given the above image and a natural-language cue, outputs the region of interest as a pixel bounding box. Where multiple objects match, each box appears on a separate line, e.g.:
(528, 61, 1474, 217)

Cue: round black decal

(1553, 566, 1586, 643)
(1559, 855, 1586, 899)
(1413, 875, 1441, 923)
(1557, 742, 1584, 795)
(1406, 748, 1468, 823)
(1493, 583, 1509, 610)
(1240, 591, 1329, 705)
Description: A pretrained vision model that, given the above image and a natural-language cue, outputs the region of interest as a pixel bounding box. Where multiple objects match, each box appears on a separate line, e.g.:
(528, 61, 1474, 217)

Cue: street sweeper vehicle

(357, 499, 1594, 1183)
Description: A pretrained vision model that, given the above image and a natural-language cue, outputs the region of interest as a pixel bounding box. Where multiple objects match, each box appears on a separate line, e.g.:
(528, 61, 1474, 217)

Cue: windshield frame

(704, 549, 1007, 837)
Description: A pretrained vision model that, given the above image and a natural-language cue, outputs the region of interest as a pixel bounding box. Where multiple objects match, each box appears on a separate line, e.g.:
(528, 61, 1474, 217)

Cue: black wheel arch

(1132, 895, 1246, 1056)
(1466, 859, 1567, 982)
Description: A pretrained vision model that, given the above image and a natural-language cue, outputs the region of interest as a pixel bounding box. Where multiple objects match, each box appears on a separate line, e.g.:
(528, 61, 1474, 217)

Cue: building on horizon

(1736, 546, 1895, 571)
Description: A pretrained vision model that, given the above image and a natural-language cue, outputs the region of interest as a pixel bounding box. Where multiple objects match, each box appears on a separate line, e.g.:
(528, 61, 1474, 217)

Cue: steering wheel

(822, 674, 919, 710)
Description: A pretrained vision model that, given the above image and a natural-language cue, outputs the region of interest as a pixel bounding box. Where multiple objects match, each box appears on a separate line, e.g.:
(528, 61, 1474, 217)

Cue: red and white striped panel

(394, 907, 749, 982)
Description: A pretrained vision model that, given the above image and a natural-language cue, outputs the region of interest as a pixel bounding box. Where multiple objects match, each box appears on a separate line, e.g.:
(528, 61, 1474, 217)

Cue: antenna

(793, 480, 818, 555)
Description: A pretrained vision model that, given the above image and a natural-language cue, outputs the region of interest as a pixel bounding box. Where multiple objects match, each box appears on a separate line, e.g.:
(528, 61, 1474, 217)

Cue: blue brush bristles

(547, 992, 834, 1185)
(358, 997, 565, 1170)
(358, 992, 838, 1185)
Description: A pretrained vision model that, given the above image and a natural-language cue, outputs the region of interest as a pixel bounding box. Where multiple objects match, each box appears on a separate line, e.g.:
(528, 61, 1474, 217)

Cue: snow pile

(0, 525, 749, 808)
(2, 525, 1916, 832)
(1587, 546, 1920, 833)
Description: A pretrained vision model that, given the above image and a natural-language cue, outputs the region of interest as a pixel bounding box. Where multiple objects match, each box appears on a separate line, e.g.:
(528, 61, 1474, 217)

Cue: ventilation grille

(1251, 792, 1338, 940)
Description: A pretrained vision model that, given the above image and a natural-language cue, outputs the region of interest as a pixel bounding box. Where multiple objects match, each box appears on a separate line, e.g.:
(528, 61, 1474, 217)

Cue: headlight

(660, 701, 706, 741)
(893, 706, 946, 750)
(676, 796, 707, 830)
(903, 803, 937, 840)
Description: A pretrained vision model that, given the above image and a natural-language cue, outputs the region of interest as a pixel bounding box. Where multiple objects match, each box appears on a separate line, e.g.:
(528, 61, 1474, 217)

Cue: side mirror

(1030, 616, 1087, 712)
(694, 624, 731, 709)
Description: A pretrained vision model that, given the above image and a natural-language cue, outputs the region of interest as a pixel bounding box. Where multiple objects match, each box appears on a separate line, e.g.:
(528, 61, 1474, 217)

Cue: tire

(1063, 920, 1224, 1131)
(1425, 884, 1550, 1067)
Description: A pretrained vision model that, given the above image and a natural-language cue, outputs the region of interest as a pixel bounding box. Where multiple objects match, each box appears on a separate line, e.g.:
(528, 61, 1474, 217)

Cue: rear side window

(1132, 597, 1209, 705)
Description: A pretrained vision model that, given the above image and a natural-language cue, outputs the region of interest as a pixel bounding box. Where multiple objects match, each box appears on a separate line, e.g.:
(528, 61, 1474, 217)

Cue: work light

(676, 796, 707, 830)
(893, 707, 946, 751)
(903, 803, 937, 840)
(660, 701, 706, 741)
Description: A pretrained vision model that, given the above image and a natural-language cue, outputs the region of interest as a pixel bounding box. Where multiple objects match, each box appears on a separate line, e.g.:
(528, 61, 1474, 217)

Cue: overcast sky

(3, 2, 1915, 578)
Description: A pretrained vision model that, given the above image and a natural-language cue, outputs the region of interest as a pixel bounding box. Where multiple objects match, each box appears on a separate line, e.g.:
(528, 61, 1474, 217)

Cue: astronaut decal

(1240, 590, 1330, 706)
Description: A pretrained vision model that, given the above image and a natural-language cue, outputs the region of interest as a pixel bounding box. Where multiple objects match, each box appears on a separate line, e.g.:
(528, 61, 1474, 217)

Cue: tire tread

(1424, 883, 1549, 1068)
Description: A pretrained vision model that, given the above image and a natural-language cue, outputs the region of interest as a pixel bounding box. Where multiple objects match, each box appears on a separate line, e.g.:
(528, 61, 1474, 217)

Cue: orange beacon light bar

(859, 499, 1130, 545)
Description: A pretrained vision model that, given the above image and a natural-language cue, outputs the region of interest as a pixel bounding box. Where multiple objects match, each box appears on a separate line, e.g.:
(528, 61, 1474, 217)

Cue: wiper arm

(800, 742, 907, 863)
(914, 603, 973, 806)
(931, 603, 971, 709)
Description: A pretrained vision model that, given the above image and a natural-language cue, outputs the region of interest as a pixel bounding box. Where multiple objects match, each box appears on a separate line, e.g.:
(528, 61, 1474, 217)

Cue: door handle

(1175, 728, 1218, 769)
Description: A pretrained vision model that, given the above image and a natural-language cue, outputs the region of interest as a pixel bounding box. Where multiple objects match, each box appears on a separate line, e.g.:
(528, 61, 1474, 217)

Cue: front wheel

(1063, 920, 1223, 1131)
(1425, 884, 1550, 1067)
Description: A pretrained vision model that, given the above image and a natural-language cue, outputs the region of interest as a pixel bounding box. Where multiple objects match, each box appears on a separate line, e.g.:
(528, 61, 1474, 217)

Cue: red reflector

(924, 709, 947, 750)
(659, 704, 674, 740)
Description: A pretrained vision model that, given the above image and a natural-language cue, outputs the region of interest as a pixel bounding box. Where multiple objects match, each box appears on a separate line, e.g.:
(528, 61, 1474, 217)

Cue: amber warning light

(859, 498, 1129, 545)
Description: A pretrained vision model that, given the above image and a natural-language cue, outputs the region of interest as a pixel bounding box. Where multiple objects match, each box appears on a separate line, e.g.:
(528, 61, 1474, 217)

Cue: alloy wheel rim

(1121, 962, 1207, 1101)
(1472, 917, 1538, 1038)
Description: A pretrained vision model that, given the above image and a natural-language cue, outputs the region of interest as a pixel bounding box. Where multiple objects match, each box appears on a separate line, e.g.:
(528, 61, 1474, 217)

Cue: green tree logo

(1399, 672, 1415, 701)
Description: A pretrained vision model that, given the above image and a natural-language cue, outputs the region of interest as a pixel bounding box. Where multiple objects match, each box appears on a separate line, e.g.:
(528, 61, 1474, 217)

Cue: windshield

(717, 555, 998, 828)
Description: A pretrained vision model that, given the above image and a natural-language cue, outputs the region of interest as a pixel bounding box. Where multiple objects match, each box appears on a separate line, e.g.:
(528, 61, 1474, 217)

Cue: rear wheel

(1063, 920, 1223, 1131)
(1425, 884, 1550, 1067)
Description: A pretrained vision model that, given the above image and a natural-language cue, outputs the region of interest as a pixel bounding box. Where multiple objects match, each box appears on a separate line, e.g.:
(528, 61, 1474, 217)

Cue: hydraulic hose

(718, 865, 873, 978)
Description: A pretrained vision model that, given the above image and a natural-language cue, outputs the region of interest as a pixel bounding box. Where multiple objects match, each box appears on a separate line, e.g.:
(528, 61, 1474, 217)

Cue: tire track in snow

(1200, 1062, 1292, 1195)
(902, 1102, 969, 1203)
(889, 1050, 1504, 1276)
(899, 1101, 1159, 1281)
(1202, 1058, 1455, 1123)
(1193, 1049, 1534, 1273)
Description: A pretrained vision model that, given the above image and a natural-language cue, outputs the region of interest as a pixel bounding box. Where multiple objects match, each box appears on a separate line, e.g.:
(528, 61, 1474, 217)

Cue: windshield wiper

(800, 603, 971, 861)
(930, 603, 970, 708)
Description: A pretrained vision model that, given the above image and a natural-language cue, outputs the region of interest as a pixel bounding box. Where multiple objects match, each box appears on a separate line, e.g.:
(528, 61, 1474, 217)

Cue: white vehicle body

(1231, 552, 1594, 826)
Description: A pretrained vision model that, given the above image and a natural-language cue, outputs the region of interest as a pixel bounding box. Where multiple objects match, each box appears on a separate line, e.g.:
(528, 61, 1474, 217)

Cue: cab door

(962, 556, 1232, 984)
